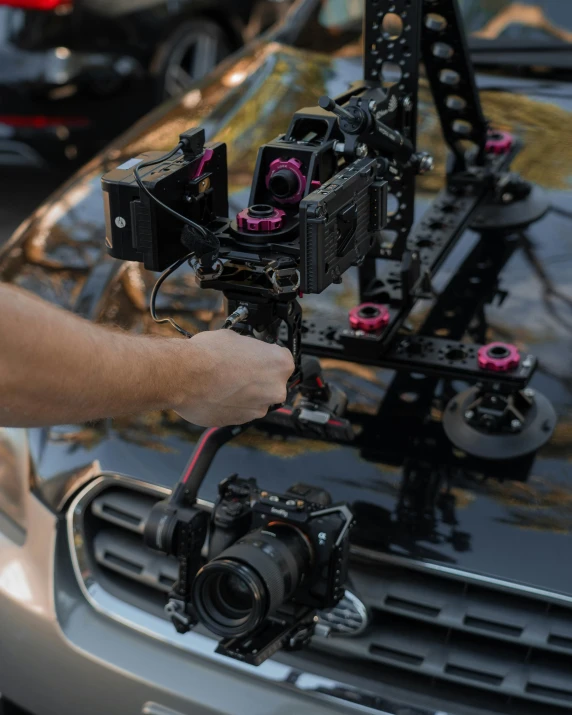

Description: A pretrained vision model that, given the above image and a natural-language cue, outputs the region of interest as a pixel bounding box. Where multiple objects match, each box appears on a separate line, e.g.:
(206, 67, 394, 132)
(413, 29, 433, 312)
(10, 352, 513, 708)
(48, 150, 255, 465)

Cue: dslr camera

(145, 475, 353, 665)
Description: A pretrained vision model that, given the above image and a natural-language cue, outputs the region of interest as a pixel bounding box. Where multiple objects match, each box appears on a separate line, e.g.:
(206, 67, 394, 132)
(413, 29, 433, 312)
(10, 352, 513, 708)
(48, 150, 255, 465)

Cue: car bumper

(0, 489, 450, 715)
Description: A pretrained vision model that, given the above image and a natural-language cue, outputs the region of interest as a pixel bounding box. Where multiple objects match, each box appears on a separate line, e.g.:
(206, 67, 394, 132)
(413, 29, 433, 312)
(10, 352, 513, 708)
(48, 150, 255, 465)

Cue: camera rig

(102, 0, 557, 665)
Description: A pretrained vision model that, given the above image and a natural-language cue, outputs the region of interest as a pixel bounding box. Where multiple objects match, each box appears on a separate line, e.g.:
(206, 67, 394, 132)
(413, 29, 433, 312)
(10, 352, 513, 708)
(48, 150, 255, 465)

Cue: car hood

(3, 41, 572, 600)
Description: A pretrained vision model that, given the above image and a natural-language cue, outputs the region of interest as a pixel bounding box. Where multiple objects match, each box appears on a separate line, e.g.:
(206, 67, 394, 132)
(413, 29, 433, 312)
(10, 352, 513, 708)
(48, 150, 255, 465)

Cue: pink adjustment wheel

(266, 158, 307, 204)
(236, 205, 285, 232)
(485, 130, 514, 156)
(477, 342, 520, 372)
(349, 303, 390, 332)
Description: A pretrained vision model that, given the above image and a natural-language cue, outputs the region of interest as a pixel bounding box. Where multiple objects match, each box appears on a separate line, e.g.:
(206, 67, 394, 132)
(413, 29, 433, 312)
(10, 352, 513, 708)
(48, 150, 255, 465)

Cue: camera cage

(103, 0, 557, 665)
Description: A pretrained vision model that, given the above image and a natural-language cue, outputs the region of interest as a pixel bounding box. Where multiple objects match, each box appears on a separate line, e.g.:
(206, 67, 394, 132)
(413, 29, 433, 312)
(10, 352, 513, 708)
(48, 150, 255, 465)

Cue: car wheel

(154, 18, 232, 100)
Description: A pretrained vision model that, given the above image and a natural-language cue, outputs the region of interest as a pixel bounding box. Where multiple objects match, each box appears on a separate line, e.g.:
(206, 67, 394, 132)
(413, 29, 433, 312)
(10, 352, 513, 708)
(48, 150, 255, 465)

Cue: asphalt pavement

(0, 168, 68, 247)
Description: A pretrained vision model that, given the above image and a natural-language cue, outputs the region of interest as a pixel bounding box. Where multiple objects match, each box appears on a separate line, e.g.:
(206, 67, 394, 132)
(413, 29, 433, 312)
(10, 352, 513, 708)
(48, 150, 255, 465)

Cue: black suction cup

(469, 184, 549, 234)
(443, 386, 556, 460)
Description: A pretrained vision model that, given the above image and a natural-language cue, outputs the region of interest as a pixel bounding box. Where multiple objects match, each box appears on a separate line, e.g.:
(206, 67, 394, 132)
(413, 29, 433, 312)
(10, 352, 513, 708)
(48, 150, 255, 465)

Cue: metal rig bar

(301, 321, 535, 390)
(420, 0, 489, 169)
(364, 0, 421, 255)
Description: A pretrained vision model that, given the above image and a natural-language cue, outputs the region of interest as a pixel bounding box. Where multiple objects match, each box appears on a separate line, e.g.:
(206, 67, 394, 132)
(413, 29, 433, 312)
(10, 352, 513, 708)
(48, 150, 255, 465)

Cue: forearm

(0, 284, 186, 426)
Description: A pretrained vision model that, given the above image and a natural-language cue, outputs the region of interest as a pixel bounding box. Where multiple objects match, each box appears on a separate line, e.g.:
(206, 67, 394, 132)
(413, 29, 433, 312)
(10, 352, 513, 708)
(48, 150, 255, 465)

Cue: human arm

(0, 284, 294, 428)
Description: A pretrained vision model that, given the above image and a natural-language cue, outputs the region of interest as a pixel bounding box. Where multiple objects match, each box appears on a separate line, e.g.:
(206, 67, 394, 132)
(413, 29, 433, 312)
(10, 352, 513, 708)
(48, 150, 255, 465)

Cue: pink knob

(236, 206, 285, 232)
(485, 130, 514, 156)
(349, 303, 390, 332)
(477, 342, 520, 372)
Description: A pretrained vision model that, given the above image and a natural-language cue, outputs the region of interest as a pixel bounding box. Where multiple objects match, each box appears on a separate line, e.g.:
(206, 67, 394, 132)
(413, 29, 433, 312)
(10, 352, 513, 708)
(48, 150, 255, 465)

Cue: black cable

(135, 140, 216, 337)
(150, 253, 195, 338)
(133, 142, 207, 239)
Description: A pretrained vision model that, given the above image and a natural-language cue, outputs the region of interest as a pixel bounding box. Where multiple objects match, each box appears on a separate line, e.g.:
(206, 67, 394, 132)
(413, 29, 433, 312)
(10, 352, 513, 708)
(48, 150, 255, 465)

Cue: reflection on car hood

(3, 42, 572, 599)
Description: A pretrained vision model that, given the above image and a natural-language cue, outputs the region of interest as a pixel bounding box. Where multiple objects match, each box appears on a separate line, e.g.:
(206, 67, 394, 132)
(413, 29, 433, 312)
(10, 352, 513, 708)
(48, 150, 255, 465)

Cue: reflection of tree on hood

(468, 1, 572, 43)
(460, 0, 512, 30)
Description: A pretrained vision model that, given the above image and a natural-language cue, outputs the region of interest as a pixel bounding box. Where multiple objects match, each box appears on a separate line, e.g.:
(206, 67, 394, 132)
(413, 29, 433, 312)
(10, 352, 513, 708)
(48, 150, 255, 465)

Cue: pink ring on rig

(236, 206, 285, 232)
(485, 130, 514, 156)
(265, 158, 307, 204)
(349, 303, 390, 332)
(477, 342, 520, 372)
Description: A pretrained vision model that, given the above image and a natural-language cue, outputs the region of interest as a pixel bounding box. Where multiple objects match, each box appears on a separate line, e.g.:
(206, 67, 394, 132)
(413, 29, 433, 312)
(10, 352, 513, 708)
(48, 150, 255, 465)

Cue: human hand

(171, 329, 294, 427)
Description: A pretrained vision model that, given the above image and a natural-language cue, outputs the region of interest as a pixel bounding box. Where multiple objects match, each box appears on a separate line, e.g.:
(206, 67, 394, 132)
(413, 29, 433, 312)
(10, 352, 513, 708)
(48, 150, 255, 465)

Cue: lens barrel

(192, 524, 311, 637)
(143, 500, 178, 554)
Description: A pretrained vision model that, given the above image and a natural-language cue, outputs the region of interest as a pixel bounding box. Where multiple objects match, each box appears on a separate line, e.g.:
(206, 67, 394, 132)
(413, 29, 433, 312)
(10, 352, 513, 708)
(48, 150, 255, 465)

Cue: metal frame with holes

(298, 0, 540, 391)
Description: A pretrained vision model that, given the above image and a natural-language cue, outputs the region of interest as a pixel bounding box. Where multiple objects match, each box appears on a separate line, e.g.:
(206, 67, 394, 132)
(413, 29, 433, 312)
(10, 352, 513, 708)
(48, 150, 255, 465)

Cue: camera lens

(192, 524, 311, 638)
(218, 573, 252, 612)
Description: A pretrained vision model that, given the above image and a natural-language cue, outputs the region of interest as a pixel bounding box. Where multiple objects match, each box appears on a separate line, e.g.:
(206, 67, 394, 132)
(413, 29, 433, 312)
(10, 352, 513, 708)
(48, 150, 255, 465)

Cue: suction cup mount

(443, 386, 556, 460)
(469, 180, 549, 234)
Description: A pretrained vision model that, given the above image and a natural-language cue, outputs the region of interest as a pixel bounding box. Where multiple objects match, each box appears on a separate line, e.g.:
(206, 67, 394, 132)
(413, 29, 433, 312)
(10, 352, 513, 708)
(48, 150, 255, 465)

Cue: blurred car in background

(0, 0, 290, 167)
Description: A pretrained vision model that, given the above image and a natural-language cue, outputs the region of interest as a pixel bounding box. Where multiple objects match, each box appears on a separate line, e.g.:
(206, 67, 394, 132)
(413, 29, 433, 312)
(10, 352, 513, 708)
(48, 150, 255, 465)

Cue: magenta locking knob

(485, 130, 514, 156)
(477, 342, 520, 372)
(266, 158, 307, 204)
(236, 204, 285, 232)
(349, 303, 390, 332)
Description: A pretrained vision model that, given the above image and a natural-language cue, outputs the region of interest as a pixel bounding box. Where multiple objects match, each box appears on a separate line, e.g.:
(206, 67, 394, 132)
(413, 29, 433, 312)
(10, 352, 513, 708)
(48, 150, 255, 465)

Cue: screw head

(356, 143, 368, 158)
(416, 152, 434, 174)
(402, 96, 413, 112)
(523, 388, 535, 398)
(511, 419, 522, 431)
(114, 216, 126, 228)
(464, 410, 474, 420)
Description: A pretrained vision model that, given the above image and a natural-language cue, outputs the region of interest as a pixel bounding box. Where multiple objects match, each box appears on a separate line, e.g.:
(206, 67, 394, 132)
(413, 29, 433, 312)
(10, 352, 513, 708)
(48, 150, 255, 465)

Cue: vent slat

(464, 615, 523, 638)
(527, 684, 572, 703)
(548, 634, 572, 651)
(385, 596, 440, 618)
(103, 551, 143, 575)
(444, 664, 504, 687)
(370, 645, 424, 666)
(91, 489, 155, 534)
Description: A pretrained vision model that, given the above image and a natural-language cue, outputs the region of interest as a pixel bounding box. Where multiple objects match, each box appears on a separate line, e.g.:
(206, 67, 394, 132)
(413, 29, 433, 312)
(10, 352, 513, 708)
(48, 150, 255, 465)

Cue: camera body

(145, 474, 353, 665)
(207, 476, 351, 605)
(191, 475, 353, 664)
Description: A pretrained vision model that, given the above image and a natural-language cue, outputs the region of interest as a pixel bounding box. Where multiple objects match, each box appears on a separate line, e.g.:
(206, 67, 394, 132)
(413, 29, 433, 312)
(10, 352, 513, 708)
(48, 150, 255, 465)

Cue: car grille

(72, 479, 572, 714)
(314, 557, 572, 714)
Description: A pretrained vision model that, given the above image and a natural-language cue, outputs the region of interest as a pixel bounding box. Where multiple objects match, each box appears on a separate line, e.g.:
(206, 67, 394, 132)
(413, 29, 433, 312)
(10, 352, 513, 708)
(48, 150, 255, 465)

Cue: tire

(153, 18, 232, 100)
